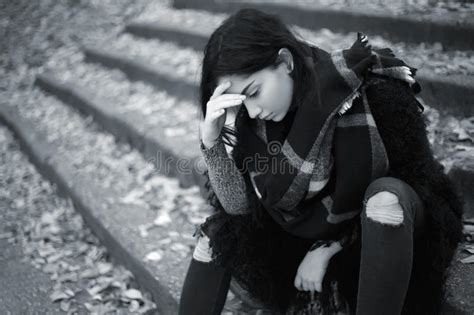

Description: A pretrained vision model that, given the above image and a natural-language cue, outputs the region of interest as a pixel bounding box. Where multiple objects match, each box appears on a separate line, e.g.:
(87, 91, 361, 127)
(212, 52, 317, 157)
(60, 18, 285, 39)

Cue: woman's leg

(356, 176, 426, 315)
(179, 234, 232, 315)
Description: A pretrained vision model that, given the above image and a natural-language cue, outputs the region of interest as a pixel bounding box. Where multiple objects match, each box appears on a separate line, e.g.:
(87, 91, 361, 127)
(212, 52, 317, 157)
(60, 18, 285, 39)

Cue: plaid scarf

(240, 32, 420, 239)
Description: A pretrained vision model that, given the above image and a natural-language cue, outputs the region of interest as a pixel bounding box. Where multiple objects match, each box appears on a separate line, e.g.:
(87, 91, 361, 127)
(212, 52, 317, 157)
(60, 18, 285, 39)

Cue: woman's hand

(200, 81, 246, 148)
(294, 242, 342, 293)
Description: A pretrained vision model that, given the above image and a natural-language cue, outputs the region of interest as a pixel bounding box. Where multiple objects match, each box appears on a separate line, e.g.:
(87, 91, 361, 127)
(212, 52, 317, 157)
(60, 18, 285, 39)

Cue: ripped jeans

(179, 176, 426, 315)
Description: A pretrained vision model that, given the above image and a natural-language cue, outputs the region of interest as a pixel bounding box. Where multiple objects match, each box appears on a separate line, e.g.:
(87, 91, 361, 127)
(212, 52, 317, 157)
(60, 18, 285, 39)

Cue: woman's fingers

(206, 103, 243, 122)
(209, 98, 245, 110)
(294, 275, 302, 290)
(210, 82, 231, 100)
(295, 275, 324, 292)
(302, 280, 310, 292)
(211, 94, 246, 101)
(314, 281, 323, 293)
(207, 108, 226, 121)
(303, 280, 322, 293)
(201, 82, 244, 145)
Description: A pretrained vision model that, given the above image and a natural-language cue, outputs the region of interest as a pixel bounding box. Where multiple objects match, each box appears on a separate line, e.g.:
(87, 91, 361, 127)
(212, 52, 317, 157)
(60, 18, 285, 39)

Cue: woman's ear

(277, 48, 294, 73)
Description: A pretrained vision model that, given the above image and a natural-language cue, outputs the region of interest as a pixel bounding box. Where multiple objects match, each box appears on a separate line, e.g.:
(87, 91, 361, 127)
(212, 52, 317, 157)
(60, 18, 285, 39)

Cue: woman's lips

(260, 112, 273, 119)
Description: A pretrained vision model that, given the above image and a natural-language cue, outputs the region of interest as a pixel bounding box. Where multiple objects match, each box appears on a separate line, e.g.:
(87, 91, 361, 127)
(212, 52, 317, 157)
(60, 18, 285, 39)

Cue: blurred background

(0, 0, 473, 313)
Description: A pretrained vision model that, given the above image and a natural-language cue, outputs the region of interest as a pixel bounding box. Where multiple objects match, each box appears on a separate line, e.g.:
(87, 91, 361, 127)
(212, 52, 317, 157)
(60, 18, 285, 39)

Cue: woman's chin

(271, 114, 283, 122)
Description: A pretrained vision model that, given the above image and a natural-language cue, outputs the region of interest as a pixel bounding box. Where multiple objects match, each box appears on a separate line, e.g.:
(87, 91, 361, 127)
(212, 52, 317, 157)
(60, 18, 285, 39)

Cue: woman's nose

(246, 105, 262, 119)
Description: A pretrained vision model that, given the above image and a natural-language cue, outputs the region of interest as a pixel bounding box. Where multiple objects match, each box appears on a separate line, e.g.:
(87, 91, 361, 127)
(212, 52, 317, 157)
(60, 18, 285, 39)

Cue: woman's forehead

(217, 73, 254, 93)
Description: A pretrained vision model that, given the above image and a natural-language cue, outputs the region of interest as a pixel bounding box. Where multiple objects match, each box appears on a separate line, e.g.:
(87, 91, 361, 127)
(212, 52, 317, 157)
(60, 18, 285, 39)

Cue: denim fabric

(355, 176, 426, 315)
(179, 258, 232, 315)
(178, 176, 426, 315)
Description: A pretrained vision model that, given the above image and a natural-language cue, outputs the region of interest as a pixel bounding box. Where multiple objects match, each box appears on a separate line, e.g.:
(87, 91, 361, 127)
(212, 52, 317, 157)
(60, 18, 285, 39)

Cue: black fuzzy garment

(200, 77, 464, 314)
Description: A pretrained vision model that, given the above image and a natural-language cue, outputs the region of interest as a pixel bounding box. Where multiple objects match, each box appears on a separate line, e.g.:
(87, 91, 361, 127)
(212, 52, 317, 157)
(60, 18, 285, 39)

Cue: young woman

(179, 8, 464, 315)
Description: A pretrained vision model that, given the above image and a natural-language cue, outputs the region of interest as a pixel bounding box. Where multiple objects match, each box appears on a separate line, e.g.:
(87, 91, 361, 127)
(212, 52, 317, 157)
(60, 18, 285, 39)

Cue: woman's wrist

(329, 241, 343, 255)
(308, 240, 342, 257)
(201, 130, 224, 150)
(202, 139, 218, 150)
(200, 134, 221, 150)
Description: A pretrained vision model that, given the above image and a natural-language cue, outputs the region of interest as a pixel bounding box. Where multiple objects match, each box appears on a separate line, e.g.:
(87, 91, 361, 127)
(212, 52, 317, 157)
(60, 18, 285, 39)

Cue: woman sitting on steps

(179, 8, 464, 315)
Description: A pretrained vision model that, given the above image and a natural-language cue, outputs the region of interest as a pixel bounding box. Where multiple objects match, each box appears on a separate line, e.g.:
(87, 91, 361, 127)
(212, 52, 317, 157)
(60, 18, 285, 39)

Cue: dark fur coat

(200, 77, 464, 314)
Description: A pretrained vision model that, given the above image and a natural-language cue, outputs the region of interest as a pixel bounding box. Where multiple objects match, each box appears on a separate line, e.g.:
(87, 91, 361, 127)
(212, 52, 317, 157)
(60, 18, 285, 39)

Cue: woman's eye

(249, 89, 259, 97)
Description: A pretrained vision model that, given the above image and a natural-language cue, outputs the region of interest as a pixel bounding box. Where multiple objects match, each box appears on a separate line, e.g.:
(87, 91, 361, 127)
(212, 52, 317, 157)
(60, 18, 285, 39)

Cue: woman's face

(217, 60, 294, 122)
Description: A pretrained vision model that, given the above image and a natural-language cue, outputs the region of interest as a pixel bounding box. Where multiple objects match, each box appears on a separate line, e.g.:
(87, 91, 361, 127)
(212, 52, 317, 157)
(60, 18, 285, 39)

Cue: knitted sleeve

(200, 135, 251, 215)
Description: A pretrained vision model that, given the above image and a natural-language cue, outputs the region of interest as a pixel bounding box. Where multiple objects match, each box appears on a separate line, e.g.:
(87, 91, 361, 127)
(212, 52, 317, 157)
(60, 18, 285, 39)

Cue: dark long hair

(199, 8, 318, 152)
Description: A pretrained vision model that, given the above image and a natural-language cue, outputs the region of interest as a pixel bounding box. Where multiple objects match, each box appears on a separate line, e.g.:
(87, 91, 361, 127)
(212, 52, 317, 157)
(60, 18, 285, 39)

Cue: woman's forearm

(200, 136, 251, 215)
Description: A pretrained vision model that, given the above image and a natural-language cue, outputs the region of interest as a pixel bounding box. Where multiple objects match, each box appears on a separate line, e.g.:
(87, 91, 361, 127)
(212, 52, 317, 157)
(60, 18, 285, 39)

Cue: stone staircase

(1, 1, 472, 314)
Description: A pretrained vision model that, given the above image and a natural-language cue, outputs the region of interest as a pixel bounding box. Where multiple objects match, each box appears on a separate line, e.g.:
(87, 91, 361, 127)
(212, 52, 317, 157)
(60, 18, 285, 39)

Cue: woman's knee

(362, 177, 419, 227)
(364, 191, 404, 226)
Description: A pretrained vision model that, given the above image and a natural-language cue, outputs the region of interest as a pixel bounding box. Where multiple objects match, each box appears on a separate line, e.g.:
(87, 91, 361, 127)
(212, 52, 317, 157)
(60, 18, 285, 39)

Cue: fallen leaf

(122, 288, 143, 301)
(47, 252, 65, 263)
(171, 242, 190, 254)
(60, 300, 71, 312)
(91, 294, 103, 301)
(129, 300, 140, 312)
(97, 262, 113, 275)
(120, 189, 146, 205)
(38, 247, 56, 258)
(50, 289, 74, 302)
(79, 268, 99, 279)
(144, 251, 163, 262)
(154, 211, 171, 227)
(43, 263, 60, 274)
(40, 212, 57, 225)
(87, 282, 111, 296)
(57, 272, 78, 283)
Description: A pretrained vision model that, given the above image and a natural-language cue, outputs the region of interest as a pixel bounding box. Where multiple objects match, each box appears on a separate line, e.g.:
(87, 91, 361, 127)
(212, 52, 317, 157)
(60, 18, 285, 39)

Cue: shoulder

(365, 76, 416, 102)
(364, 76, 424, 118)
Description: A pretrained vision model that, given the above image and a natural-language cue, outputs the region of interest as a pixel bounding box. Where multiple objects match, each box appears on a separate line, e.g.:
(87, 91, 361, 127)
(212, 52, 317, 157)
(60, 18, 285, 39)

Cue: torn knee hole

(365, 191, 404, 226)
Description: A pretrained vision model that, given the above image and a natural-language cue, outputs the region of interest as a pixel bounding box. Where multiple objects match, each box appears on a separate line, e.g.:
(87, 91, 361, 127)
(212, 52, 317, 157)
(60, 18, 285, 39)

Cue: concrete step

(125, 20, 209, 52)
(83, 47, 197, 103)
(0, 97, 189, 314)
(123, 21, 474, 118)
(173, 0, 474, 51)
(35, 73, 205, 193)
